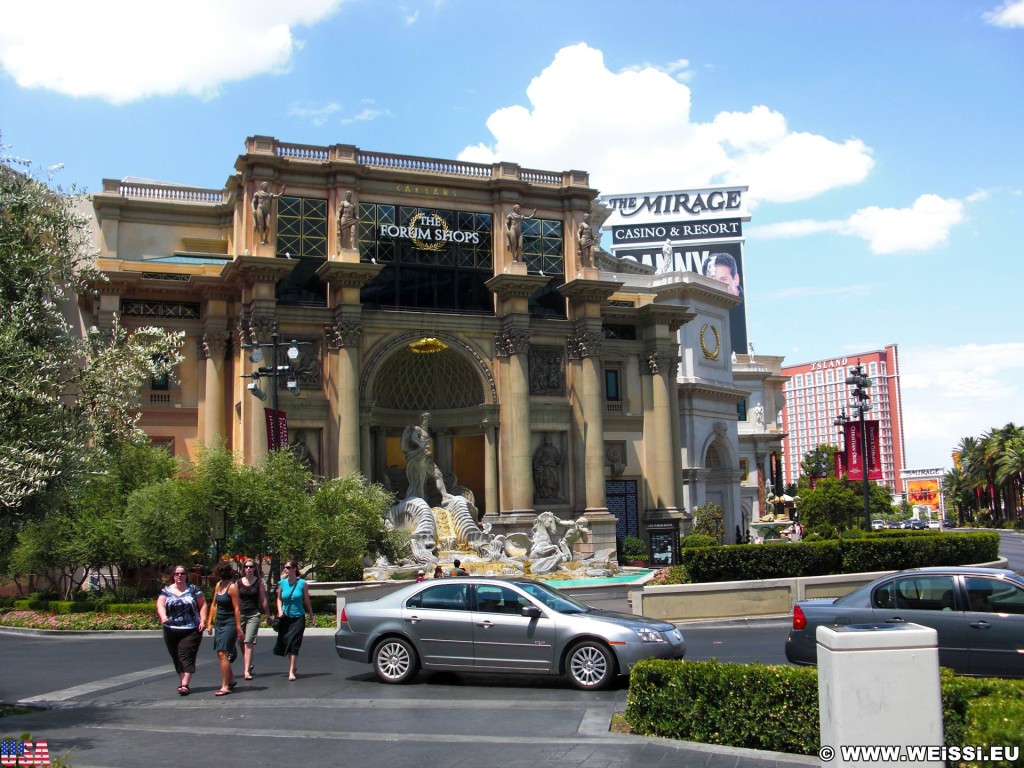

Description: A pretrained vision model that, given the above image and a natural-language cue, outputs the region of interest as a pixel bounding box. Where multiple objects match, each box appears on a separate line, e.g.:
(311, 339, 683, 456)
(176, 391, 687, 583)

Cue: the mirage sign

(599, 185, 750, 353)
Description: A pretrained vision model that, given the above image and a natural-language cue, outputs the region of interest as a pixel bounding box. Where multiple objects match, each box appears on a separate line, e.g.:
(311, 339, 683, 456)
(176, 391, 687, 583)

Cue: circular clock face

(700, 323, 721, 360)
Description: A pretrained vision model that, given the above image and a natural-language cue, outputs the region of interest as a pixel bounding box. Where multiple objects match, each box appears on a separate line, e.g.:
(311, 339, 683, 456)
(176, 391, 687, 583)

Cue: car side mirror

(521, 605, 542, 619)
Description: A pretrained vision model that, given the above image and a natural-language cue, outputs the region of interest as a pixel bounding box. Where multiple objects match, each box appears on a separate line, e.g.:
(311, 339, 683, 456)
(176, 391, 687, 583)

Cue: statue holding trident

(252, 181, 283, 245)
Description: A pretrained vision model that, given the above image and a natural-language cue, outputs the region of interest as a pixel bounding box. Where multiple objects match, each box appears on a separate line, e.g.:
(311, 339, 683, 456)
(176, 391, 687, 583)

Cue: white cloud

(0, 0, 343, 103)
(340, 104, 390, 124)
(898, 342, 1024, 468)
(983, 0, 1024, 27)
(748, 194, 966, 254)
(458, 43, 874, 203)
(288, 102, 342, 126)
(841, 195, 965, 253)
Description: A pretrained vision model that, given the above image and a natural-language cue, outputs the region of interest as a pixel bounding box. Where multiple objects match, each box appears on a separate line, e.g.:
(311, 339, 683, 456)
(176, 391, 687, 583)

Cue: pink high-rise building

(781, 345, 907, 495)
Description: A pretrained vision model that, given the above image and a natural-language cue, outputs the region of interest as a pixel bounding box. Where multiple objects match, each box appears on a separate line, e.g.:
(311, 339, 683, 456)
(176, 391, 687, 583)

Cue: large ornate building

(82, 136, 786, 558)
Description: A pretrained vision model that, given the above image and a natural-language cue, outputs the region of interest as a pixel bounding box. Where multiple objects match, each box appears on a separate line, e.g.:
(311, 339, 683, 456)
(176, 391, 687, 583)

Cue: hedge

(676, 532, 999, 583)
(627, 660, 1024, 763)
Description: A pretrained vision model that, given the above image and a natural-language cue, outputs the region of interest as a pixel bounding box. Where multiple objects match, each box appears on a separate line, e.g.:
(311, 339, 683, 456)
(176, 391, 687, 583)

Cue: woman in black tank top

(238, 560, 272, 680)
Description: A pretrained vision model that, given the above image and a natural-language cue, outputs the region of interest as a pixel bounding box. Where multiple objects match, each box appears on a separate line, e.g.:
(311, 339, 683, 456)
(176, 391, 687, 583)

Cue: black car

(785, 567, 1024, 678)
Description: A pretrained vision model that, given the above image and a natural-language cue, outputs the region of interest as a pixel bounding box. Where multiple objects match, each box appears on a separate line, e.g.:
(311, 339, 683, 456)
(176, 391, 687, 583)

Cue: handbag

(271, 615, 281, 632)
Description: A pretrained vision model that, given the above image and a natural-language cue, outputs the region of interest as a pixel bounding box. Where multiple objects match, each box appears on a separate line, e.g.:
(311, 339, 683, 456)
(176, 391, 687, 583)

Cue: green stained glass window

(276, 197, 327, 259)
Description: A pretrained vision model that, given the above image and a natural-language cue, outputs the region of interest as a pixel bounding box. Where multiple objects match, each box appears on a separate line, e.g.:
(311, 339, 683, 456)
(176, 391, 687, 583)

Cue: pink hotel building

(781, 345, 907, 496)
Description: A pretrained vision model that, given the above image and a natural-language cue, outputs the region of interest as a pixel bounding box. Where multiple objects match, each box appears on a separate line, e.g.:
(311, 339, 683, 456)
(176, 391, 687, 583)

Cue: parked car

(871, 519, 884, 531)
(335, 576, 686, 689)
(785, 567, 1024, 678)
(908, 519, 927, 530)
(943, 518, 955, 528)
(927, 519, 941, 530)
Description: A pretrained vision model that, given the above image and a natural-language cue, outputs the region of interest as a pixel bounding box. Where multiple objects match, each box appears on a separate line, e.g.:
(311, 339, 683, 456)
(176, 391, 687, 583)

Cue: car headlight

(634, 627, 666, 643)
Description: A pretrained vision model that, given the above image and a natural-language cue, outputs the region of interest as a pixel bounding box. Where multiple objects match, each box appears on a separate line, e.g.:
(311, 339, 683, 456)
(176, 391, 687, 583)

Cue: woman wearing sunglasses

(156, 566, 207, 696)
(237, 560, 272, 680)
(273, 560, 315, 681)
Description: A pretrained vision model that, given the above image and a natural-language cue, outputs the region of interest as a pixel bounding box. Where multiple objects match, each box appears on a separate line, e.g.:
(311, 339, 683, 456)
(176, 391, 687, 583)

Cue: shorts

(241, 612, 262, 644)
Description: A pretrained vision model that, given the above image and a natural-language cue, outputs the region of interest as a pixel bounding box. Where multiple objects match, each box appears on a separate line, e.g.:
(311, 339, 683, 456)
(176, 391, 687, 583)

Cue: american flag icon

(0, 740, 50, 767)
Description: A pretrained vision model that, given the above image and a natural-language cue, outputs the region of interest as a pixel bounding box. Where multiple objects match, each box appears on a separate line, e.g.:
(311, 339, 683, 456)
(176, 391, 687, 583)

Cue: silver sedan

(335, 576, 685, 689)
(785, 566, 1024, 678)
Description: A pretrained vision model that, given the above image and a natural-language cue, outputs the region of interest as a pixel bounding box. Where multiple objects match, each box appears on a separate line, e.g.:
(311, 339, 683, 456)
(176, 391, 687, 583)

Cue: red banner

(834, 450, 846, 478)
(845, 420, 881, 481)
(845, 421, 863, 480)
(263, 408, 289, 450)
(866, 420, 882, 481)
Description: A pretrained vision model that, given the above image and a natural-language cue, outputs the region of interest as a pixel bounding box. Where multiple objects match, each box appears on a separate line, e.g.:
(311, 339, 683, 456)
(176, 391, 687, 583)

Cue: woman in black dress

(207, 562, 243, 696)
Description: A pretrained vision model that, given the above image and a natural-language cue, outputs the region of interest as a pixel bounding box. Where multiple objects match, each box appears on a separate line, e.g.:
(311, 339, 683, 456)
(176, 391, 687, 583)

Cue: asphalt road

(0, 623, 798, 768)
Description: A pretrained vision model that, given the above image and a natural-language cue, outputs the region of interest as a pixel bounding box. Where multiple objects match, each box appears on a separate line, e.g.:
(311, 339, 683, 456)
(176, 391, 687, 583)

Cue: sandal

(248, 664, 254, 676)
(177, 685, 190, 696)
(229, 680, 237, 690)
(215, 689, 231, 697)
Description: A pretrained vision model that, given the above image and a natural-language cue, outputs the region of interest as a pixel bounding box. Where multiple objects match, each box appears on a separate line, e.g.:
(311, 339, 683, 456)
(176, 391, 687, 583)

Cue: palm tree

(956, 436, 986, 519)
(941, 466, 971, 526)
(994, 424, 1024, 526)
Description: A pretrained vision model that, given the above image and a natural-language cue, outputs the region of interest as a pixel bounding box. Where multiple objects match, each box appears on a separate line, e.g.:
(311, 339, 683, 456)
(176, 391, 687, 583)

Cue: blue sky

(2, 0, 1022, 473)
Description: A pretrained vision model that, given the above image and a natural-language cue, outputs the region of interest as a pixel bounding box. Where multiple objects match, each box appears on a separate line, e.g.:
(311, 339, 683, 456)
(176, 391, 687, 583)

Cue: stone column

(495, 322, 533, 514)
(200, 331, 228, 447)
(316, 260, 382, 480)
(325, 317, 362, 478)
(482, 419, 498, 521)
(641, 350, 680, 512)
(568, 325, 608, 513)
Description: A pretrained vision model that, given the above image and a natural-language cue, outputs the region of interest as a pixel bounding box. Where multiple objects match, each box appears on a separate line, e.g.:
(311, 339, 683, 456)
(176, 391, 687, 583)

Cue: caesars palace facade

(82, 135, 787, 562)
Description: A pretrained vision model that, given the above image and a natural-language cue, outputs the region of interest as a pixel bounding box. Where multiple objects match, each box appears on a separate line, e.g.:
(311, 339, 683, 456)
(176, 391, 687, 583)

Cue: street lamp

(832, 408, 850, 528)
(240, 327, 308, 451)
(845, 361, 873, 530)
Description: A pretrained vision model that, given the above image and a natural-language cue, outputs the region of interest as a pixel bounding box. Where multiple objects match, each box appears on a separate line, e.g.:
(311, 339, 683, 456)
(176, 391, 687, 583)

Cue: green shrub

(666, 532, 1000, 584)
(48, 601, 98, 614)
(679, 534, 719, 549)
(841, 527, 866, 539)
(627, 660, 820, 754)
(102, 603, 157, 616)
(628, 661, 1024, 758)
(620, 535, 647, 560)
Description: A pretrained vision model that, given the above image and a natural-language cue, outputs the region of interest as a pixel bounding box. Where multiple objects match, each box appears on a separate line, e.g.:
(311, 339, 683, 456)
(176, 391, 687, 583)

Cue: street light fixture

(845, 361, 873, 530)
(240, 327, 308, 451)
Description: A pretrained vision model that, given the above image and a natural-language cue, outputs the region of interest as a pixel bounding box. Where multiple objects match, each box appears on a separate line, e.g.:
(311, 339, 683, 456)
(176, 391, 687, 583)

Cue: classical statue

(528, 512, 589, 574)
(576, 214, 596, 268)
(505, 204, 536, 263)
(252, 181, 282, 245)
(658, 240, 673, 274)
(289, 430, 315, 473)
(753, 403, 765, 429)
(401, 412, 433, 501)
(532, 435, 563, 501)
(337, 190, 358, 251)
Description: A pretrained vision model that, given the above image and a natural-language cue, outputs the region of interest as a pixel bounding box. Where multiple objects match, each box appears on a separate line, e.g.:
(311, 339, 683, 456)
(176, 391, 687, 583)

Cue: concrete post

(817, 623, 943, 768)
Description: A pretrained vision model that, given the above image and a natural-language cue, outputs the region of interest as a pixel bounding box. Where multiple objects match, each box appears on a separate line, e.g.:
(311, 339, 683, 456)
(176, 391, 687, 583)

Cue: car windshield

(515, 581, 591, 613)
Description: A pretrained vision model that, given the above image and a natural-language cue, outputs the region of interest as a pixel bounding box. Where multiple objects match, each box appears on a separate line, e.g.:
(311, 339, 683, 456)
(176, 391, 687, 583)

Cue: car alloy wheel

(373, 637, 419, 684)
(566, 640, 614, 690)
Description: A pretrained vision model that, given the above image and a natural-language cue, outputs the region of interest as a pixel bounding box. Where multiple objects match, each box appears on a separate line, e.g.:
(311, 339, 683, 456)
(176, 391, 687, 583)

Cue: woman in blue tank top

(273, 560, 315, 681)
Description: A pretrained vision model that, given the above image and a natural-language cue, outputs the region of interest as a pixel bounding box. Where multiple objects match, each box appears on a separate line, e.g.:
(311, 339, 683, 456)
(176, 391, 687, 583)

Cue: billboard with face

(600, 185, 749, 352)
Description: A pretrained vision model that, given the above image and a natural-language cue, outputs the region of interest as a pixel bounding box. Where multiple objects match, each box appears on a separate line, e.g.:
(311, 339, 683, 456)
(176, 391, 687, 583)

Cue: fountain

(368, 412, 619, 581)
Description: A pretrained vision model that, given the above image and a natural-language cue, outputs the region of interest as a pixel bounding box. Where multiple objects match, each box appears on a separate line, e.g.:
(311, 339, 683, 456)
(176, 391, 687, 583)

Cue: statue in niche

(505, 204, 536, 263)
(532, 435, 563, 502)
(577, 213, 596, 268)
(252, 181, 282, 245)
(753, 403, 765, 429)
(337, 190, 358, 251)
(289, 430, 316, 473)
(401, 412, 435, 501)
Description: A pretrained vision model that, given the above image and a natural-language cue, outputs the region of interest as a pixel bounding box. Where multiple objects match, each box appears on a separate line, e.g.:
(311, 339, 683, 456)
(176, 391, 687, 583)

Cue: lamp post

(240, 327, 307, 452)
(832, 408, 850, 528)
(845, 361, 873, 530)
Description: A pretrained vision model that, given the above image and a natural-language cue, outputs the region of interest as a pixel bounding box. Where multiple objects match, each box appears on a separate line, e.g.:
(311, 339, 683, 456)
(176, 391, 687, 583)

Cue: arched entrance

(362, 332, 498, 516)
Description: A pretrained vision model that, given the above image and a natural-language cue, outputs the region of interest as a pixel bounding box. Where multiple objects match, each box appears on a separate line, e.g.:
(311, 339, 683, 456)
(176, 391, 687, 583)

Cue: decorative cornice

(221, 255, 297, 288)
(558, 278, 623, 306)
(199, 331, 229, 360)
(677, 378, 749, 404)
(638, 304, 695, 332)
(316, 261, 384, 289)
(485, 273, 551, 301)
